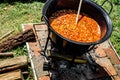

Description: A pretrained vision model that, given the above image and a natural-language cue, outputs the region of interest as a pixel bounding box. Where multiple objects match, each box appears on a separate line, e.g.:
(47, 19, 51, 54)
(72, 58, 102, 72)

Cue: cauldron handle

(42, 15, 51, 27)
(87, 45, 95, 52)
(100, 0, 113, 14)
(41, 15, 51, 60)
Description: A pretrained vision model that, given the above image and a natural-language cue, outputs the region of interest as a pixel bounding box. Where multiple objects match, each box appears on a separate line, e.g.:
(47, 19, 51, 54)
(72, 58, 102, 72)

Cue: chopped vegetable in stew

(49, 9, 101, 42)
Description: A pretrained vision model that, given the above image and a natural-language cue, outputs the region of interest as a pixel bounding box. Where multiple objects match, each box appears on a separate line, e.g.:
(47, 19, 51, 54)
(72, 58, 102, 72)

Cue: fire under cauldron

(42, 0, 112, 55)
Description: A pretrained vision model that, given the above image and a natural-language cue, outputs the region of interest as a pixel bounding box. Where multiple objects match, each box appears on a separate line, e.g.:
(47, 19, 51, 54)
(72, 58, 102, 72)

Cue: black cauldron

(42, 0, 112, 54)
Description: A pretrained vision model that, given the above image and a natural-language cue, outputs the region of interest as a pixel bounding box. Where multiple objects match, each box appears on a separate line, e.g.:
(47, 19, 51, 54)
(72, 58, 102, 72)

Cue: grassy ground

(0, 2, 44, 35)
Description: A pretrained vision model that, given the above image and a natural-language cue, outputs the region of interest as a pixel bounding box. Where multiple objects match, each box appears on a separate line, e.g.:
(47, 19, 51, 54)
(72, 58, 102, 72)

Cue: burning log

(0, 29, 35, 52)
(49, 52, 87, 63)
(0, 56, 28, 73)
(0, 69, 24, 80)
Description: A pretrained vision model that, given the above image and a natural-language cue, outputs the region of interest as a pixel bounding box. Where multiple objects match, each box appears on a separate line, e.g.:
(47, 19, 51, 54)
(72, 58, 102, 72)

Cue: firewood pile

(0, 29, 35, 80)
(0, 56, 28, 80)
(0, 29, 35, 52)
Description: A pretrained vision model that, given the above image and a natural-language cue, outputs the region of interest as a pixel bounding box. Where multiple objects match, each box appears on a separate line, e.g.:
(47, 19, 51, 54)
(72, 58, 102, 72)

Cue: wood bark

(0, 56, 28, 73)
(0, 69, 24, 80)
(0, 52, 14, 57)
(0, 29, 35, 52)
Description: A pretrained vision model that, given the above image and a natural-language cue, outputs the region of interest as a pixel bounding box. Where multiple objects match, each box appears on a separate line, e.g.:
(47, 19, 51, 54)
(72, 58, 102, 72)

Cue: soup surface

(49, 9, 101, 42)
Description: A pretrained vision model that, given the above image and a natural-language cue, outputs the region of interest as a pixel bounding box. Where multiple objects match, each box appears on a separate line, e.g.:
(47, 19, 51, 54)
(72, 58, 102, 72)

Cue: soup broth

(49, 9, 101, 42)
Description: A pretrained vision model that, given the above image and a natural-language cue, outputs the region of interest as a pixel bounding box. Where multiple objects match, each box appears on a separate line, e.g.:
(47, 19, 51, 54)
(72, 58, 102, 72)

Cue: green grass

(109, 1, 120, 56)
(0, 2, 44, 36)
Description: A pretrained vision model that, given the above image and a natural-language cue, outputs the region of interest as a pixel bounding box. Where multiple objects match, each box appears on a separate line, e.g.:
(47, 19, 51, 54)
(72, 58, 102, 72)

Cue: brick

(114, 65, 120, 77)
(95, 45, 107, 57)
(112, 76, 120, 80)
(34, 24, 48, 31)
(96, 57, 117, 76)
(24, 24, 49, 78)
(114, 78, 120, 80)
(100, 40, 110, 49)
(23, 24, 33, 30)
(105, 48, 120, 65)
(28, 42, 41, 57)
(39, 76, 50, 80)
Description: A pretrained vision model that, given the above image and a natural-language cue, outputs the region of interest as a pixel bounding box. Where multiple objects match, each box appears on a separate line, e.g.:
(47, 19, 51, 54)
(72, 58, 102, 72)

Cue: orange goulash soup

(49, 9, 101, 42)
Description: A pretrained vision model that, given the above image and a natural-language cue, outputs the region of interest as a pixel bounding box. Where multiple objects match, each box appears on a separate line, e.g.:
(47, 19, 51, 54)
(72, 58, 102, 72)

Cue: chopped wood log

(0, 56, 28, 73)
(0, 69, 24, 80)
(0, 30, 14, 41)
(0, 52, 14, 57)
(0, 29, 35, 52)
(22, 71, 29, 75)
